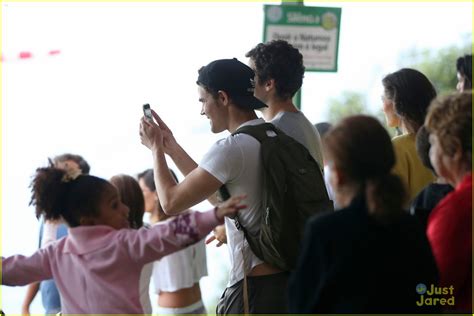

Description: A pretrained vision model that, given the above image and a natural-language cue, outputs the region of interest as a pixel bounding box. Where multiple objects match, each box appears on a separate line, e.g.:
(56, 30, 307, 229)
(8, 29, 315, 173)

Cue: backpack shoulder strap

(231, 123, 279, 143)
(218, 185, 231, 202)
(218, 185, 244, 231)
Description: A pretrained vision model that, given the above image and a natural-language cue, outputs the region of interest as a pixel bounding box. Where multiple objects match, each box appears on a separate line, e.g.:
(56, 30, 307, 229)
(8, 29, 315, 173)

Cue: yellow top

(392, 133, 436, 204)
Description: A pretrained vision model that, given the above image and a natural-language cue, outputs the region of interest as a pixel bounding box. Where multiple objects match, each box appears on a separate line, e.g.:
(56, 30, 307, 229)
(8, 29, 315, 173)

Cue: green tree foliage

(326, 40, 472, 137)
(327, 91, 369, 124)
(326, 91, 398, 137)
(325, 40, 472, 139)
(398, 39, 472, 95)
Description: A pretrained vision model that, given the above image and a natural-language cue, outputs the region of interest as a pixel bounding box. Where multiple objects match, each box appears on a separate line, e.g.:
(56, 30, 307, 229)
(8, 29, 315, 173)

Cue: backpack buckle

(234, 218, 242, 230)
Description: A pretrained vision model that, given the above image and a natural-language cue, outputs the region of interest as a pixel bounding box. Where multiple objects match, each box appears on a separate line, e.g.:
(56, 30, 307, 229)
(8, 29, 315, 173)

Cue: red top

(427, 173, 472, 312)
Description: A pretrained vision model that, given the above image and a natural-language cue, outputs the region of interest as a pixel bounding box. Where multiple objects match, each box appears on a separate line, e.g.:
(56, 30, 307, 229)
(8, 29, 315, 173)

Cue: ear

(263, 78, 275, 92)
(217, 90, 230, 106)
(451, 139, 464, 163)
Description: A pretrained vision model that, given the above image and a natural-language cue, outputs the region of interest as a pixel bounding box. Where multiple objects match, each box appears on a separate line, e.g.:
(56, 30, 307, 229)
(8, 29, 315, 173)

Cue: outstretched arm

(2, 249, 52, 286)
(125, 195, 246, 264)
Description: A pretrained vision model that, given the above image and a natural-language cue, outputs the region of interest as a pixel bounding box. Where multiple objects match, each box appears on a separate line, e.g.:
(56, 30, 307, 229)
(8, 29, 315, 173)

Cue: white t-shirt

(200, 118, 265, 286)
(271, 111, 324, 170)
(151, 216, 208, 292)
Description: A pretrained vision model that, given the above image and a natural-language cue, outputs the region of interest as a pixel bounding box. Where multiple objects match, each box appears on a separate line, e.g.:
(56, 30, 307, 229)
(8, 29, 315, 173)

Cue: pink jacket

(2, 210, 220, 314)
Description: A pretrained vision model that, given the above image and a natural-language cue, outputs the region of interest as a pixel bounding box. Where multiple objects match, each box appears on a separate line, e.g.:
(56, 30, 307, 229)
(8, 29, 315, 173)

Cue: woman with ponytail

(2, 164, 246, 314)
(288, 115, 438, 313)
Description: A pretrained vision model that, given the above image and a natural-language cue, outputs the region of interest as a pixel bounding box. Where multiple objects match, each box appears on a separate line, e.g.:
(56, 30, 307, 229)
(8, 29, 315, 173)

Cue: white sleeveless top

(152, 216, 208, 292)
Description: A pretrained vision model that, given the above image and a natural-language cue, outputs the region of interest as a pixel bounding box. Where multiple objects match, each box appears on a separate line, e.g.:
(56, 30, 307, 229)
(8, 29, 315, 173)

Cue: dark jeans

(216, 272, 289, 315)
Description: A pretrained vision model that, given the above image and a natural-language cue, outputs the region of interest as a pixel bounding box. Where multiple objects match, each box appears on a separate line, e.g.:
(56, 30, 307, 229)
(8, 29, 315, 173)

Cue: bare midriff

(158, 282, 202, 308)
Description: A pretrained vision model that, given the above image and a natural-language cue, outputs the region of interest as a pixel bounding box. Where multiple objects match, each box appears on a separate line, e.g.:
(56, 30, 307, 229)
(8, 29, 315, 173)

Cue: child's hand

(206, 224, 227, 247)
(215, 195, 247, 220)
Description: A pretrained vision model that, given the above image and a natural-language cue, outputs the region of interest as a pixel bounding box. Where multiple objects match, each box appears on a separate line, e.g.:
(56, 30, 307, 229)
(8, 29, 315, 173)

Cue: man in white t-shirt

(139, 58, 289, 314)
(208, 41, 332, 249)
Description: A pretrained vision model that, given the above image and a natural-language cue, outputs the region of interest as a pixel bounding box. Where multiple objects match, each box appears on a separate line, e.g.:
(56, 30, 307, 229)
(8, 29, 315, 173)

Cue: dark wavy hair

(30, 165, 109, 227)
(456, 54, 472, 91)
(246, 40, 305, 99)
(137, 168, 179, 221)
(323, 115, 407, 220)
(137, 168, 178, 193)
(415, 126, 435, 174)
(138, 169, 155, 191)
(110, 174, 145, 229)
(382, 68, 437, 133)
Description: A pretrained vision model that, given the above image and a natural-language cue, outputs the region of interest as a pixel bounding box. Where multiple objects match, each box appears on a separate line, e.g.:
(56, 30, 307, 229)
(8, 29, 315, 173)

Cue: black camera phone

(143, 104, 153, 121)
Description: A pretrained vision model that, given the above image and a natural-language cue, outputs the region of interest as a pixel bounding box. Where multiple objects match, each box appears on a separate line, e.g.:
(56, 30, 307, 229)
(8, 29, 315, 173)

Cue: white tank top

(152, 217, 208, 292)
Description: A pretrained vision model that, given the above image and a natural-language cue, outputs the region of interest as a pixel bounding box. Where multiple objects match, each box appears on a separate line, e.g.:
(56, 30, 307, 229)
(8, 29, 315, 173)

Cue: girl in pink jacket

(2, 166, 245, 314)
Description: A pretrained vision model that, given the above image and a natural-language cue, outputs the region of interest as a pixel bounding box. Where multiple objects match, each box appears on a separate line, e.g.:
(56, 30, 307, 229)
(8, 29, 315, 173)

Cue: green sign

(264, 4, 342, 72)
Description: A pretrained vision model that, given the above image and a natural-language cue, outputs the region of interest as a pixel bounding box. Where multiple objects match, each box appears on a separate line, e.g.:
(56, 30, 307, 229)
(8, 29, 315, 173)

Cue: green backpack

(220, 123, 334, 271)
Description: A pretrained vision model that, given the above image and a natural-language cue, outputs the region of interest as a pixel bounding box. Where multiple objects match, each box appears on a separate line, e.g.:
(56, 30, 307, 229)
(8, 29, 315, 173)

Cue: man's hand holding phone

(140, 104, 179, 154)
(140, 104, 163, 150)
